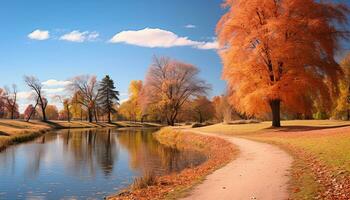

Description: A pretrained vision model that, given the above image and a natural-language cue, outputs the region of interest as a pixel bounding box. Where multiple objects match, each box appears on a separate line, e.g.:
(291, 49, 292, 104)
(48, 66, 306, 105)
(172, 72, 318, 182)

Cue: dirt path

(181, 130, 293, 200)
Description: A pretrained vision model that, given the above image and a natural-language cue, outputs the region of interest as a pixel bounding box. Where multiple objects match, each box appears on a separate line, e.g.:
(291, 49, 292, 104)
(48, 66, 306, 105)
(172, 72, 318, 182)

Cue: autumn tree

(71, 91, 85, 121)
(54, 95, 72, 122)
(69, 75, 100, 122)
(191, 96, 215, 123)
(212, 94, 240, 123)
(118, 101, 135, 121)
(118, 80, 143, 121)
(45, 105, 59, 120)
(0, 88, 6, 118)
(24, 76, 48, 121)
(129, 80, 143, 121)
(24, 104, 36, 121)
(334, 53, 350, 120)
(4, 84, 18, 119)
(217, 0, 349, 127)
(97, 75, 119, 123)
(143, 56, 210, 126)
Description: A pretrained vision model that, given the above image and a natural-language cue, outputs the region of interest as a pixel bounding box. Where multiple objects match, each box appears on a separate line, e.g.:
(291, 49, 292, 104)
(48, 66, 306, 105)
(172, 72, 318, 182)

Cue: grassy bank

(0, 119, 162, 151)
(195, 120, 350, 200)
(109, 127, 238, 200)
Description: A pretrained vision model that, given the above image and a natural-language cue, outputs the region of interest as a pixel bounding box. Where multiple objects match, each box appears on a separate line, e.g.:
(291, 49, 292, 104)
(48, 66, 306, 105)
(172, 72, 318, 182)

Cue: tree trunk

(41, 104, 47, 121)
(11, 105, 14, 119)
(39, 97, 47, 122)
(269, 99, 281, 127)
(26, 101, 38, 122)
(88, 109, 93, 122)
(66, 105, 71, 122)
(94, 108, 98, 123)
(108, 111, 111, 123)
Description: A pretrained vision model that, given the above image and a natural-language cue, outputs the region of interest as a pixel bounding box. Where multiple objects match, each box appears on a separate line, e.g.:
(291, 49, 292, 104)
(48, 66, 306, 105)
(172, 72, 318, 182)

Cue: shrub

(131, 172, 156, 190)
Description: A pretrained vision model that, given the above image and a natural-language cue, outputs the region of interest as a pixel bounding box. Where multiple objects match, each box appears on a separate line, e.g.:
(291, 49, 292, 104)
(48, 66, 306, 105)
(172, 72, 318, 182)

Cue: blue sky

(0, 0, 226, 112)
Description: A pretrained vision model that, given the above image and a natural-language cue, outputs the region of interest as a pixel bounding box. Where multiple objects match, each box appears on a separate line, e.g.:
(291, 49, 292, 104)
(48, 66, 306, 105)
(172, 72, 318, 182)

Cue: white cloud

(185, 24, 196, 29)
(42, 79, 71, 87)
(109, 28, 200, 48)
(109, 28, 218, 50)
(28, 29, 50, 40)
(196, 41, 219, 50)
(17, 91, 35, 100)
(60, 30, 99, 42)
(43, 88, 65, 93)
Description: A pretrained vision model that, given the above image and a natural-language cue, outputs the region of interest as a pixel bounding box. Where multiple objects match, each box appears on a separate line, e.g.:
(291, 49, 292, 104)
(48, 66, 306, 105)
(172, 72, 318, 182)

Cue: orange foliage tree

(217, 0, 349, 126)
(191, 96, 215, 123)
(45, 105, 59, 120)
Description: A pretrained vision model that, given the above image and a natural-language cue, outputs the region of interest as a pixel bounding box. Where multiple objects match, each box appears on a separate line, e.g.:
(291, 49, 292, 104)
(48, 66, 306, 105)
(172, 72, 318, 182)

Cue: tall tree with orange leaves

(217, 0, 349, 127)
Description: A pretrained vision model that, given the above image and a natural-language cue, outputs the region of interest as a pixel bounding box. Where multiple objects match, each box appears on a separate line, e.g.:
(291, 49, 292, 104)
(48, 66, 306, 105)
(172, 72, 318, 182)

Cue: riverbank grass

(195, 120, 350, 199)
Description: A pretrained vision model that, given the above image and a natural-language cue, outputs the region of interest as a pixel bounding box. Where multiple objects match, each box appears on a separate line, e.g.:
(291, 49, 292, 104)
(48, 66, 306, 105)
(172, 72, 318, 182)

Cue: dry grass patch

(196, 120, 350, 200)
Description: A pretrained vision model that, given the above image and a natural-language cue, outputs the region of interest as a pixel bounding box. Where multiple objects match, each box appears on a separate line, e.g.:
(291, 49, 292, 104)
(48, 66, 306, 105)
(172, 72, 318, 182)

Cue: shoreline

(0, 120, 162, 152)
(108, 127, 238, 200)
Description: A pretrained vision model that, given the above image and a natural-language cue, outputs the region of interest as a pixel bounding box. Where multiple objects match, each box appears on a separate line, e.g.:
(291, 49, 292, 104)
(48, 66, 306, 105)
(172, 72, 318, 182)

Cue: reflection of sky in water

(0, 128, 206, 199)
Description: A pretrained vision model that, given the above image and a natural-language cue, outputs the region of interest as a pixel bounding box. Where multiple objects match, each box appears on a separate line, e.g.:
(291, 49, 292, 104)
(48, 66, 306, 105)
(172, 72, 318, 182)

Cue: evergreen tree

(98, 75, 119, 123)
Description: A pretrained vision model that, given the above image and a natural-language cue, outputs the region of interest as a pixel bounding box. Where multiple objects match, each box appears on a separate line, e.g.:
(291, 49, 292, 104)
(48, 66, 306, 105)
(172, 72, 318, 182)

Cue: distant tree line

(21, 74, 119, 123)
(1, 53, 349, 125)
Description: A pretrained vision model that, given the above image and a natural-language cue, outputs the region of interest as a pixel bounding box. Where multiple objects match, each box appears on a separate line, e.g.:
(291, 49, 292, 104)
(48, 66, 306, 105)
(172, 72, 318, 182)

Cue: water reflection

(0, 128, 206, 200)
(118, 130, 206, 175)
(61, 129, 118, 177)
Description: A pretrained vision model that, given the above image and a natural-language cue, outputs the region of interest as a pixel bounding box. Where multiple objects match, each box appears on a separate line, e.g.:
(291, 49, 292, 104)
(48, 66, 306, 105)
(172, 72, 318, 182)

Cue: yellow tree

(217, 0, 349, 127)
(71, 91, 85, 121)
(118, 80, 143, 121)
(334, 53, 350, 120)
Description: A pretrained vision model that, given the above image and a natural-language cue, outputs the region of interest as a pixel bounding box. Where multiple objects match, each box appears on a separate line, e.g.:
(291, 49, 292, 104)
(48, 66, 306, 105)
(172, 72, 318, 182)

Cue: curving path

(181, 130, 293, 200)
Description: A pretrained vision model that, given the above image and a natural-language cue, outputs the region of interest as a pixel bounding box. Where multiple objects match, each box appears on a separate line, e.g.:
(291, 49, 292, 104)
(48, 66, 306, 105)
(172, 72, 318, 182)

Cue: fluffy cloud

(109, 28, 217, 50)
(28, 29, 50, 40)
(185, 24, 196, 29)
(60, 30, 99, 42)
(42, 79, 71, 87)
(109, 28, 200, 48)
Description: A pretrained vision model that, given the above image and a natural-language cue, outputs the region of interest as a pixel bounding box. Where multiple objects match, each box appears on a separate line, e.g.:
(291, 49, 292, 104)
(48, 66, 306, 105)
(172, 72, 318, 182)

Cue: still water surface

(0, 128, 206, 200)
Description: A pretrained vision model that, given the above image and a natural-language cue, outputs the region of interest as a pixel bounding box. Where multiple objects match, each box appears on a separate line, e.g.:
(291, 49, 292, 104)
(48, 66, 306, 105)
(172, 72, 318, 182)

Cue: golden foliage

(333, 53, 350, 119)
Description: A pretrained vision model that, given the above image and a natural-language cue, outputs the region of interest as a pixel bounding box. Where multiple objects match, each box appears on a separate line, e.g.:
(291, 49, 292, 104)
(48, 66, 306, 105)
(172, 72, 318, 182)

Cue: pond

(0, 128, 207, 200)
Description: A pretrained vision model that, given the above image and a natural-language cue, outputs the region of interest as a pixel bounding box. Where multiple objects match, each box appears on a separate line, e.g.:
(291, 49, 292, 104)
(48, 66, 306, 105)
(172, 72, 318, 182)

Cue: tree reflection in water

(0, 128, 206, 200)
(61, 128, 118, 177)
(117, 129, 207, 175)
